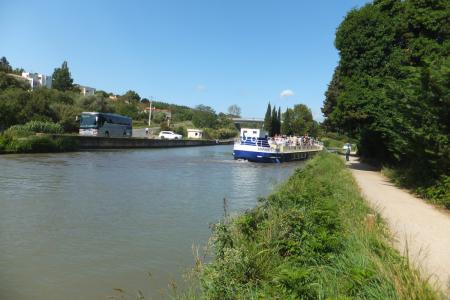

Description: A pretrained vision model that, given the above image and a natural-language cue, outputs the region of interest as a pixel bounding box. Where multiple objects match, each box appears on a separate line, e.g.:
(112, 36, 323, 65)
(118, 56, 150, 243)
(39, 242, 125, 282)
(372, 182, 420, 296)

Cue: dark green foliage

(119, 90, 140, 102)
(52, 61, 74, 91)
(196, 154, 440, 299)
(271, 106, 278, 135)
(263, 102, 272, 134)
(192, 105, 218, 128)
(323, 0, 450, 202)
(0, 123, 79, 153)
(0, 72, 29, 90)
(0, 57, 12, 73)
(174, 125, 187, 137)
(283, 104, 318, 136)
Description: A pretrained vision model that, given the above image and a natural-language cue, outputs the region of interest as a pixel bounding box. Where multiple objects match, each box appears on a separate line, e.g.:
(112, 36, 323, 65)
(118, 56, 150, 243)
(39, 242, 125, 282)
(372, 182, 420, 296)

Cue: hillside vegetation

(0, 59, 238, 140)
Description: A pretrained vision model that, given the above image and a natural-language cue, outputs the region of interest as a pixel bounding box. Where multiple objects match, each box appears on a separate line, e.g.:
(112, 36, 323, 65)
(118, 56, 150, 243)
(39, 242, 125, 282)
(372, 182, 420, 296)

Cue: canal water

(0, 145, 305, 299)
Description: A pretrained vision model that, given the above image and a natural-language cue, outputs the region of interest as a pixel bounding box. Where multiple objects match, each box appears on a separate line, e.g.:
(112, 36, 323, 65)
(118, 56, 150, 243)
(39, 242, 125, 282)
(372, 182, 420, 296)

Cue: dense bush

(0, 121, 78, 153)
(9, 120, 63, 134)
(174, 125, 188, 138)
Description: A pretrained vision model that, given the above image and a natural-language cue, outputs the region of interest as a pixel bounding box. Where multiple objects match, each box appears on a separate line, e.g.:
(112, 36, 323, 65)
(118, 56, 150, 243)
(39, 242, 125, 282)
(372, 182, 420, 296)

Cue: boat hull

(233, 149, 312, 163)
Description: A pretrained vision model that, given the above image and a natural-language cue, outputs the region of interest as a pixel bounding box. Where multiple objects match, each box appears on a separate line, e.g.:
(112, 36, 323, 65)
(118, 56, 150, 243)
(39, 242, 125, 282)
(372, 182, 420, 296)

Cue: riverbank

(0, 133, 233, 154)
(190, 153, 443, 299)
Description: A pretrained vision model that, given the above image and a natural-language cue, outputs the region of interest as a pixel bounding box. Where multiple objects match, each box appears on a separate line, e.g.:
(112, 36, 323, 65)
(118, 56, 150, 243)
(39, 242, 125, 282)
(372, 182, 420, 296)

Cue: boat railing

(235, 138, 323, 152)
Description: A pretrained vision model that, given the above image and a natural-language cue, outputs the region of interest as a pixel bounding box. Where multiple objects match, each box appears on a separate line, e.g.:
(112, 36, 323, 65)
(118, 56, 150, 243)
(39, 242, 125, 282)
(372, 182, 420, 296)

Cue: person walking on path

(345, 145, 350, 161)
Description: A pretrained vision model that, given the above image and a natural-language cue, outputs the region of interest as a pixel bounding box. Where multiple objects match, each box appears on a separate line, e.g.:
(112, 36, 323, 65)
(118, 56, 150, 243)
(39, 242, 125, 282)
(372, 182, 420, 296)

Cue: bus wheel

(105, 131, 110, 137)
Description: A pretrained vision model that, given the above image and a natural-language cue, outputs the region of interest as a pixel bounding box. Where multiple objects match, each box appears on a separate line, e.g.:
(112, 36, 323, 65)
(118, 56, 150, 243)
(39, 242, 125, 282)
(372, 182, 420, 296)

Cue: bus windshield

(80, 114, 98, 128)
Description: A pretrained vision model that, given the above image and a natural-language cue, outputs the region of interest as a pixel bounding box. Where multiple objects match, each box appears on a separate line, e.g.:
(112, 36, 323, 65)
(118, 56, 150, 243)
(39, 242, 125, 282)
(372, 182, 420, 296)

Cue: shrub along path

(347, 156, 450, 293)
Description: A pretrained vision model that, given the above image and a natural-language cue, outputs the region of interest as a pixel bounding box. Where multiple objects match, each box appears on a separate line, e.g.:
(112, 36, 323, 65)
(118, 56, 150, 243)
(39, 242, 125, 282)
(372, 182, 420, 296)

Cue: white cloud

(280, 89, 294, 98)
(196, 84, 207, 92)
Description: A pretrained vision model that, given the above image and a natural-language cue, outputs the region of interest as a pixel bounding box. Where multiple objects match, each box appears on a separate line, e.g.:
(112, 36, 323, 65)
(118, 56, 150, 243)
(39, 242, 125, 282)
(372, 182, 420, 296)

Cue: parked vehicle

(79, 112, 132, 137)
(158, 131, 182, 140)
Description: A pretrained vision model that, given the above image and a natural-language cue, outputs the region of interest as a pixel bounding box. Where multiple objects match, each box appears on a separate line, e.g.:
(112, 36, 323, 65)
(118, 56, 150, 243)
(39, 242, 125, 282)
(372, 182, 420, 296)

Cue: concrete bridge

(232, 117, 264, 130)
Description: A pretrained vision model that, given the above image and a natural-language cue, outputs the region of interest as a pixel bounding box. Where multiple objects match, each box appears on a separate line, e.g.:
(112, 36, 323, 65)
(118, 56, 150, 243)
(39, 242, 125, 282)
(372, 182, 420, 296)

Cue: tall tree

(263, 103, 272, 135)
(0, 57, 12, 73)
(52, 61, 73, 91)
(281, 108, 293, 136)
(322, 0, 449, 193)
(227, 104, 241, 117)
(290, 104, 314, 136)
(120, 90, 140, 102)
(271, 106, 278, 136)
(277, 107, 281, 135)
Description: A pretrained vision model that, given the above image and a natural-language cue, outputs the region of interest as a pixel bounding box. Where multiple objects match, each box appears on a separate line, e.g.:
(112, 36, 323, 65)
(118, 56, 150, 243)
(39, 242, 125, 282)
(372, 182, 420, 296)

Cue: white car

(159, 131, 182, 140)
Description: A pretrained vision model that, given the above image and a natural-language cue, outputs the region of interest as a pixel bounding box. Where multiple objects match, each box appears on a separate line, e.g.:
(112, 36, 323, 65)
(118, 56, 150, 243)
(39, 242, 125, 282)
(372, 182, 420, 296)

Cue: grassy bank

(0, 121, 79, 153)
(190, 153, 442, 299)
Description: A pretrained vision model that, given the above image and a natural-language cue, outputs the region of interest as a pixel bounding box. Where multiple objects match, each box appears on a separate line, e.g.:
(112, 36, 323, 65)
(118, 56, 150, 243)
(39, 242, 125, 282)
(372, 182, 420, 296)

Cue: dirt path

(347, 156, 450, 292)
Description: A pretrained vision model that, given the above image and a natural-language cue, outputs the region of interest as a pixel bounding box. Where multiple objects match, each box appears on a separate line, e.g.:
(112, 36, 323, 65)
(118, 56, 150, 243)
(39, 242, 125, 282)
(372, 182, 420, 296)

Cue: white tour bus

(79, 112, 132, 137)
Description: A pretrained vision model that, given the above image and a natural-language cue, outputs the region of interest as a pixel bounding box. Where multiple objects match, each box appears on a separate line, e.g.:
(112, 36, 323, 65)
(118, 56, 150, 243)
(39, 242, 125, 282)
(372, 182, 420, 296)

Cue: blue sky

(0, 0, 368, 120)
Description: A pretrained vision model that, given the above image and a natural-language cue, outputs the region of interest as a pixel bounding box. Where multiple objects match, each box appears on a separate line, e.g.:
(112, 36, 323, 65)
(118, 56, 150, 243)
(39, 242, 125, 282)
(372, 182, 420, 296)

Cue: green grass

(188, 153, 443, 299)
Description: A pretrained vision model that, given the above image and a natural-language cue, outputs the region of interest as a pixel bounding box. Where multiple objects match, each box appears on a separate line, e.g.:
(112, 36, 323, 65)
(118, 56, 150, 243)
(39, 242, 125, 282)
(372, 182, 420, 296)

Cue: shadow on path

(346, 156, 380, 172)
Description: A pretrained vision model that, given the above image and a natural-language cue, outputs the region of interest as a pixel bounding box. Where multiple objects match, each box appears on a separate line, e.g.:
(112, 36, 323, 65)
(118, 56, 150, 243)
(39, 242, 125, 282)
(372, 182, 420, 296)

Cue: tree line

(263, 102, 319, 137)
(322, 0, 449, 206)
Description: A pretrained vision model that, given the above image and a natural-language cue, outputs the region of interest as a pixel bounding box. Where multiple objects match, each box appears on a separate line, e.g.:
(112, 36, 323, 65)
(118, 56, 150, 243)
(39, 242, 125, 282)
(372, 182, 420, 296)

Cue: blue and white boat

(233, 128, 323, 163)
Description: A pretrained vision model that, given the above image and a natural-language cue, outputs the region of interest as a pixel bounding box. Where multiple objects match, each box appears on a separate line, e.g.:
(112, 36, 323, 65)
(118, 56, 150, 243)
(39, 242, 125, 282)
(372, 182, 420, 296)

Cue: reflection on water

(0, 146, 304, 299)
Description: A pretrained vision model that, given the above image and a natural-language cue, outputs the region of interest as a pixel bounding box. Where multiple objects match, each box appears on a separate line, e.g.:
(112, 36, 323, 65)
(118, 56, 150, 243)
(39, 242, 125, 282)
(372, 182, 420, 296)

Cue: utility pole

(148, 96, 153, 126)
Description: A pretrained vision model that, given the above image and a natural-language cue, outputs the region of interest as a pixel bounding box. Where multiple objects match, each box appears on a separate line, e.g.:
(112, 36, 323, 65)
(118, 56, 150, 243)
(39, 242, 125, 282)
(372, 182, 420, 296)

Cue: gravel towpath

(347, 156, 450, 293)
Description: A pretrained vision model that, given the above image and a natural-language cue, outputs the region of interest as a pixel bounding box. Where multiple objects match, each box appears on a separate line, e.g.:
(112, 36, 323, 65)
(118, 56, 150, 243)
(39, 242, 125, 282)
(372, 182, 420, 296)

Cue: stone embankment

(67, 135, 232, 150)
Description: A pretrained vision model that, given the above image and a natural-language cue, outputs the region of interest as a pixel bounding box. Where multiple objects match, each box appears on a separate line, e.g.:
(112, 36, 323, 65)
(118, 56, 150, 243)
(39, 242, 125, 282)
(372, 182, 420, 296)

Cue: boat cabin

(240, 128, 267, 139)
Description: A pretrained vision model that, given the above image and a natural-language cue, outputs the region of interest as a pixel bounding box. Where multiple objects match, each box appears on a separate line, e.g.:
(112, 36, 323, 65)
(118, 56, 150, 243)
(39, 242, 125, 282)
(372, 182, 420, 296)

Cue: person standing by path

(347, 156, 450, 294)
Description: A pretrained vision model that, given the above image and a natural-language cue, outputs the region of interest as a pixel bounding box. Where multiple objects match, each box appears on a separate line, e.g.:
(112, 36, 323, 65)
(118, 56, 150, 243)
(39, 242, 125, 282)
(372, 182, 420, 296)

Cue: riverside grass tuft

(0, 121, 78, 153)
(189, 153, 443, 299)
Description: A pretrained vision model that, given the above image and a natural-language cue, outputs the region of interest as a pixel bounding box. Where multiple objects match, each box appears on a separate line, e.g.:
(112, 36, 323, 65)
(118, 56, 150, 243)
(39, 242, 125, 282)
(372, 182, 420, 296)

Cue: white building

(187, 129, 203, 139)
(79, 85, 96, 96)
(21, 72, 52, 89)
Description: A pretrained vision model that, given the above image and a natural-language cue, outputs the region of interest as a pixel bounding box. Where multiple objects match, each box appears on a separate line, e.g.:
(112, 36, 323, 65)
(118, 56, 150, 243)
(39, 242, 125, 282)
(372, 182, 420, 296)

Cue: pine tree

(0, 57, 12, 72)
(277, 106, 281, 135)
(271, 106, 277, 136)
(263, 102, 272, 135)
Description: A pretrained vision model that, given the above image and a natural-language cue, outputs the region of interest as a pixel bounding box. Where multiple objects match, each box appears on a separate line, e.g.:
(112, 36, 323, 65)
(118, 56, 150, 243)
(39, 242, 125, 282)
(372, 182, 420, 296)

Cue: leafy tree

(120, 90, 140, 103)
(52, 61, 73, 91)
(322, 0, 449, 195)
(192, 104, 217, 128)
(282, 108, 293, 136)
(79, 94, 114, 113)
(290, 104, 314, 136)
(227, 104, 241, 117)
